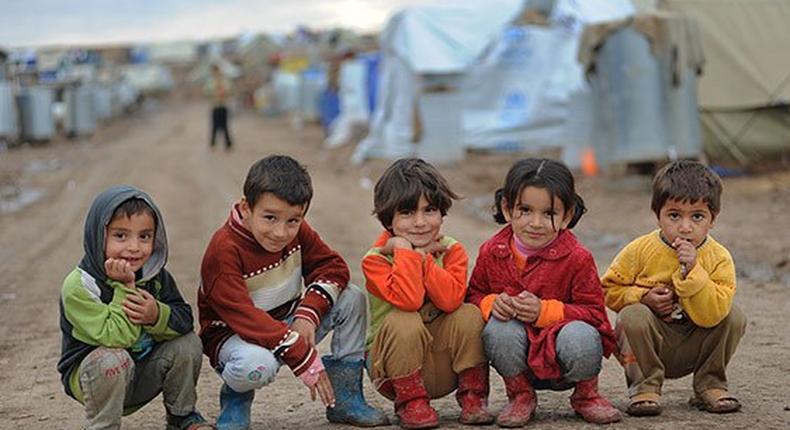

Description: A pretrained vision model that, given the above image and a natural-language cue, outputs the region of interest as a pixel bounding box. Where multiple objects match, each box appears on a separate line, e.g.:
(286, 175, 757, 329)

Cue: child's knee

(556, 322, 602, 381)
(81, 347, 134, 385)
(337, 283, 366, 310)
(617, 303, 654, 335)
(482, 318, 524, 350)
(380, 310, 428, 344)
(162, 332, 203, 364)
(222, 350, 279, 392)
(722, 305, 747, 335)
(446, 303, 484, 332)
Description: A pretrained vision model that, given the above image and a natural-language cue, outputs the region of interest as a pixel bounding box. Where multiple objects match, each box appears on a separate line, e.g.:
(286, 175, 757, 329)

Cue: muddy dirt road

(1, 99, 788, 429)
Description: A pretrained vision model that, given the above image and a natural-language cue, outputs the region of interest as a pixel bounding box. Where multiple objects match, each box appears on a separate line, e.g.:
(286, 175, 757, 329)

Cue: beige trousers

(615, 303, 746, 398)
(368, 303, 487, 399)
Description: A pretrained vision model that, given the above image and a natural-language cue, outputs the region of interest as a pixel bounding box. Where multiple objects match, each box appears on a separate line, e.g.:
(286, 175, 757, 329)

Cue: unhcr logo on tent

(499, 91, 529, 128)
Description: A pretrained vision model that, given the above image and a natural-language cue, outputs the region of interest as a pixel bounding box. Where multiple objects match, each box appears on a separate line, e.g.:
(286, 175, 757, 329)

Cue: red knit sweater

(467, 226, 616, 380)
(198, 205, 349, 376)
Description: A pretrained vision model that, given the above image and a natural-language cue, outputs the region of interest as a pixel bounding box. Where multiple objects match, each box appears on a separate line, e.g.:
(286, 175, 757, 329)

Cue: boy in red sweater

(198, 155, 387, 429)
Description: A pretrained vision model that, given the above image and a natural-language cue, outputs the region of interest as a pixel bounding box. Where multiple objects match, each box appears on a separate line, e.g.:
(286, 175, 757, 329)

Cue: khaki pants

(368, 304, 487, 399)
(615, 303, 746, 398)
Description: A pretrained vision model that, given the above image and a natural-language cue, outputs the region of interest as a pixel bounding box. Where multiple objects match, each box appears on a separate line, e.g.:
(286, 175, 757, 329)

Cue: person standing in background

(206, 63, 233, 150)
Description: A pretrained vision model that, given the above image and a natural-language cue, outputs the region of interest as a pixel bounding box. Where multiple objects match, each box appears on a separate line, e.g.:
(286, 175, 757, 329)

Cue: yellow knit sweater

(601, 230, 736, 328)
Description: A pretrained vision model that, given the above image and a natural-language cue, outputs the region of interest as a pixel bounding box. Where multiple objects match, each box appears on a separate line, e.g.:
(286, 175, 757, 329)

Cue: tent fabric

(353, 0, 635, 164)
(660, 0, 790, 109)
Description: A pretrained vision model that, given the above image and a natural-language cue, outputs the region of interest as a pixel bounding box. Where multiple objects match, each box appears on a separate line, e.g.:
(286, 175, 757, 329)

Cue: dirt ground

(0, 98, 788, 430)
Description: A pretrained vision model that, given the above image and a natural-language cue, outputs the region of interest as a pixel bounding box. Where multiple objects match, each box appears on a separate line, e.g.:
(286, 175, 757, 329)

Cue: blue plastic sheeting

(363, 53, 380, 113)
(319, 88, 340, 132)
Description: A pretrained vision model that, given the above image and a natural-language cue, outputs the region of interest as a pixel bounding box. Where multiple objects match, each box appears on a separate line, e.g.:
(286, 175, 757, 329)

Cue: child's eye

(287, 218, 301, 225)
(692, 213, 706, 221)
(668, 213, 680, 220)
(263, 215, 276, 222)
(425, 206, 438, 213)
(112, 232, 126, 240)
(398, 209, 414, 216)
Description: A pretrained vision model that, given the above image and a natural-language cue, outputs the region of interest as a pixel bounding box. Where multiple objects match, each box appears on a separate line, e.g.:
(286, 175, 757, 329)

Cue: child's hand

(414, 237, 447, 256)
(492, 293, 516, 321)
(672, 238, 697, 274)
(640, 287, 675, 318)
(291, 318, 317, 347)
(105, 258, 135, 287)
(310, 370, 336, 408)
(380, 237, 413, 256)
(122, 289, 159, 325)
(512, 291, 541, 323)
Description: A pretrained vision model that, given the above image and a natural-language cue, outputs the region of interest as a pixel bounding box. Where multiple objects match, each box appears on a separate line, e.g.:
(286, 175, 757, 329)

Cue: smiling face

(390, 194, 443, 248)
(104, 211, 156, 273)
(657, 198, 715, 247)
(504, 185, 571, 249)
(241, 192, 306, 253)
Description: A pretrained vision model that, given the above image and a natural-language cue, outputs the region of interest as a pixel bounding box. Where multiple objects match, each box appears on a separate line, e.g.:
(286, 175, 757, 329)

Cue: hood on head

(79, 185, 168, 283)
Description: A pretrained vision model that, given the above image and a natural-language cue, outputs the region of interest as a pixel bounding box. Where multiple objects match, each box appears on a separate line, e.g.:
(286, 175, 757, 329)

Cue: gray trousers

(482, 318, 603, 384)
(217, 284, 367, 393)
(77, 332, 203, 430)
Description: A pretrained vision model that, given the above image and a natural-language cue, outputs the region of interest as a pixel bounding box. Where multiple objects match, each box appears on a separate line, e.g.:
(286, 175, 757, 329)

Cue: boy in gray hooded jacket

(57, 185, 212, 430)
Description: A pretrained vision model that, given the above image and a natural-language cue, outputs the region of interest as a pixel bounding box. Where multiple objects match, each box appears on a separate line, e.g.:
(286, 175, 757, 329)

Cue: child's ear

(240, 198, 252, 218)
(500, 198, 513, 222)
(560, 208, 573, 229)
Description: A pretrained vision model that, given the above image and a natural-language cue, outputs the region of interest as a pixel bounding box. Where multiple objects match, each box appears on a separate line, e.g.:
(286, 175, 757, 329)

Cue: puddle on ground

(0, 185, 45, 213)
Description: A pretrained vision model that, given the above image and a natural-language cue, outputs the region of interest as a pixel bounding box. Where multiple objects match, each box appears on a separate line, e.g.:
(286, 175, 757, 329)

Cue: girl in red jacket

(467, 158, 621, 426)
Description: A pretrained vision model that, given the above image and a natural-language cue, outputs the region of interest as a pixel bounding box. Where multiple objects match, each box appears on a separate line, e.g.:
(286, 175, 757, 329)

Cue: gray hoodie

(57, 185, 195, 398)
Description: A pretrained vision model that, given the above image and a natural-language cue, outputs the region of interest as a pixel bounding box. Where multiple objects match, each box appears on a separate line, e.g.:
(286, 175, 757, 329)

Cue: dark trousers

(210, 106, 232, 148)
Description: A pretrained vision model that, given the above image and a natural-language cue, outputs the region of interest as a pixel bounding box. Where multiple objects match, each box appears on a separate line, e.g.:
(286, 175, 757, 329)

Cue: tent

(352, 0, 524, 163)
(352, 0, 635, 165)
(660, 0, 790, 167)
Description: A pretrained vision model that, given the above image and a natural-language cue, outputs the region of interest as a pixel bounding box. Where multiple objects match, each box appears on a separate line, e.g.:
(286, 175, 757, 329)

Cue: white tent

(352, 1, 523, 163)
(352, 0, 636, 165)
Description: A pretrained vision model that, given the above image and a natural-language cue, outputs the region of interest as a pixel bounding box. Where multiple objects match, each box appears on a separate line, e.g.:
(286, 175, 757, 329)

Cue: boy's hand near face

(380, 236, 413, 256)
(105, 258, 136, 288)
(512, 291, 541, 323)
(672, 238, 697, 274)
(123, 289, 160, 325)
(291, 318, 317, 347)
(641, 287, 675, 318)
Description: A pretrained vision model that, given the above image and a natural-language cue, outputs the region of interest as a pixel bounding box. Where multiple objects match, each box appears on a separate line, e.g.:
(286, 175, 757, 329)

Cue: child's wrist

(297, 355, 324, 387)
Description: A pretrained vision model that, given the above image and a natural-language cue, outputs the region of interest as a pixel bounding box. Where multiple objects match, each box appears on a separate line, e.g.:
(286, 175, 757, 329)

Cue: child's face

(241, 192, 306, 253)
(504, 186, 571, 249)
(104, 211, 156, 273)
(657, 198, 714, 247)
(390, 194, 443, 248)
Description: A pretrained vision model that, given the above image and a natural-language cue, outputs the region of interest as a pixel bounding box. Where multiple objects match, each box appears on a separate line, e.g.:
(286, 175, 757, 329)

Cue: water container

(92, 84, 113, 121)
(417, 91, 465, 165)
(0, 81, 17, 140)
(17, 86, 55, 141)
(589, 27, 667, 167)
(64, 84, 96, 136)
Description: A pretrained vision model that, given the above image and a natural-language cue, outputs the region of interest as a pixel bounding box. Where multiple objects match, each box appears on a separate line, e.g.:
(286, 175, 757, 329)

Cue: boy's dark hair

(493, 158, 586, 229)
(373, 158, 459, 228)
(651, 160, 723, 217)
(243, 155, 313, 209)
(111, 198, 156, 222)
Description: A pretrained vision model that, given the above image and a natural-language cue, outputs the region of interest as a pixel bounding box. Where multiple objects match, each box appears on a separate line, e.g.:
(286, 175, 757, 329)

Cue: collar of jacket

(489, 225, 577, 261)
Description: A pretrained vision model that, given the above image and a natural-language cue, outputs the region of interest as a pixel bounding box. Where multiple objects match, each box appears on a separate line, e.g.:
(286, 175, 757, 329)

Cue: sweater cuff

(534, 299, 565, 328)
(144, 302, 171, 335)
(479, 294, 498, 322)
(296, 354, 325, 387)
(672, 264, 709, 297)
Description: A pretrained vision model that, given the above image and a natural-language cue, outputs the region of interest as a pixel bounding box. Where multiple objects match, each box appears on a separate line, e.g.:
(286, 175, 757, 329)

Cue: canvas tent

(352, 0, 524, 163)
(660, 0, 790, 166)
(352, 0, 636, 165)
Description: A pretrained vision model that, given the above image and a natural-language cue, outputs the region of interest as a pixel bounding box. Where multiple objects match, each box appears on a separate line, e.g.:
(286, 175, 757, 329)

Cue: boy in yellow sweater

(601, 160, 746, 417)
